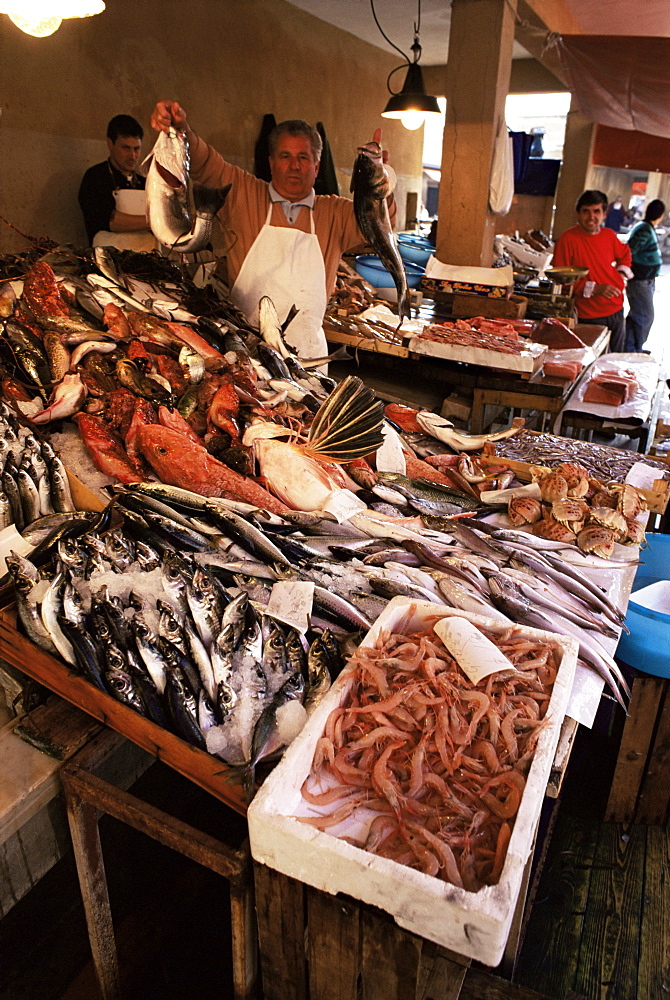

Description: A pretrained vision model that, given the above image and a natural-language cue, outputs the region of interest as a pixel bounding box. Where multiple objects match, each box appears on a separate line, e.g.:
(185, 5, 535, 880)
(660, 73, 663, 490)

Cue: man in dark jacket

(624, 198, 665, 352)
(78, 114, 153, 249)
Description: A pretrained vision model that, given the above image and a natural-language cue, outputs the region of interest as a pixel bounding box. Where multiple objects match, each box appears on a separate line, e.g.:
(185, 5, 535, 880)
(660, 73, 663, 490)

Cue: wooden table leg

(471, 390, 486, 434)
(605, 676, 667, 823)
(61, 730, 258, 1000)
(63, 789, 122, 1000)
(636, 682, 670, 824)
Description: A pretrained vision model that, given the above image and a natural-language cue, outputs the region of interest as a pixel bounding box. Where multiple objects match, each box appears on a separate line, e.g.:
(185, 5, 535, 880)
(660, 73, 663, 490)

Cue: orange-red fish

(73, 412, 143, 484)
(136, 424, 289, 514)
(384, 403, 423, 434)
(206, 379, 240, 442)
(157, 404, 201, 445)
(103, 302, 130, 338)
(125, 398, 158, 468)
(22, 261, 70, 320)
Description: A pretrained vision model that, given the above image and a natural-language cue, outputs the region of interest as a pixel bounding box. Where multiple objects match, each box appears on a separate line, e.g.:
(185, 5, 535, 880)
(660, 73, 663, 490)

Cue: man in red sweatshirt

(553, 189, 633, 353)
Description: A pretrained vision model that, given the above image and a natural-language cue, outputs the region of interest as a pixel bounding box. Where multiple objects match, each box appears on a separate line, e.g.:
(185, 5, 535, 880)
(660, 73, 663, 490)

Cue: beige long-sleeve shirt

(188, 130, 378, 297)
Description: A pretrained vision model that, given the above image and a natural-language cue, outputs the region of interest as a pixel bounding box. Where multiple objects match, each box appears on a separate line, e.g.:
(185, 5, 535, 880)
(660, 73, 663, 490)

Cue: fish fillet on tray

(248, 598, 577, 966)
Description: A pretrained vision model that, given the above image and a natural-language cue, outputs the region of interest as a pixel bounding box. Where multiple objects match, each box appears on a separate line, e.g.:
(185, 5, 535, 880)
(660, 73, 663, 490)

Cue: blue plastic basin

(354, 255, 424, 289)
(397, 235, 435, 268)
(617, 533, 670, 678)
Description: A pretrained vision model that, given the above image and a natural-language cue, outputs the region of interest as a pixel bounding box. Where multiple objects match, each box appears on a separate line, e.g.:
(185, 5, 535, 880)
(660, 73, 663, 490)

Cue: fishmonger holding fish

(150, 99, 401, 360)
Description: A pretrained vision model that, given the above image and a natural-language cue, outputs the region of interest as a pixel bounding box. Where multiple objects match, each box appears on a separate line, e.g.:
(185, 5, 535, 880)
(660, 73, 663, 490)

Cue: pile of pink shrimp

(298, 622, 559, 892)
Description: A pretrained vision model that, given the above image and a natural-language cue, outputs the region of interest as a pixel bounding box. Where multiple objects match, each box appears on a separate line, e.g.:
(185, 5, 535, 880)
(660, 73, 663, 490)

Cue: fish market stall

(0, 245, 659, 995)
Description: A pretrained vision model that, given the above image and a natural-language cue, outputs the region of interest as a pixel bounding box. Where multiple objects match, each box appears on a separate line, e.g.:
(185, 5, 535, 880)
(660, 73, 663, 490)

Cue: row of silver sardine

(0, 401, 75, 531)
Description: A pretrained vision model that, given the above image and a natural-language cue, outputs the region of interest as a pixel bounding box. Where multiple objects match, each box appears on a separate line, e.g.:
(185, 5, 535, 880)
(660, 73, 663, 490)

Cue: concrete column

(436, 0, 517, 266)
(646, 171, 662, 202)
(552, 97, 596, 239)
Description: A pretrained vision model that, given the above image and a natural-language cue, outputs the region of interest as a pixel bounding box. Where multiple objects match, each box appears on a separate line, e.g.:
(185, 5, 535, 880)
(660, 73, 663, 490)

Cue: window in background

(504, 92, 571, 160)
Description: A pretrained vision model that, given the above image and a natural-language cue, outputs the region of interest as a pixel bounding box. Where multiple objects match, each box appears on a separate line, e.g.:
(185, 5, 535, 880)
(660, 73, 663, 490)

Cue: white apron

(230, 201, 328, 360)
(93, 188, 156, 252)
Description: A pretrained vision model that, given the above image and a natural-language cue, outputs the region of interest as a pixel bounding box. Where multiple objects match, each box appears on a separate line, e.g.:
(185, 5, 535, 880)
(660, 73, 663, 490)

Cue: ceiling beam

(514, 0, 569, 86)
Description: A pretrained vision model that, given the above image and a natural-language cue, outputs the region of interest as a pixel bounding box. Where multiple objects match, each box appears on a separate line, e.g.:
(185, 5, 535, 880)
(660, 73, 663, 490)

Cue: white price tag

(321, 488, 368, 523)
(376, 421, 407, 474)
(433, 616, 514, 684)
(267, 581, 315, 633)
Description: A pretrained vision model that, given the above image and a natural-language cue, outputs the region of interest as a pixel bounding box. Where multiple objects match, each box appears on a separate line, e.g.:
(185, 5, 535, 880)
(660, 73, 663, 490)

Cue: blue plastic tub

(354, 255, 424, 290)
(617, 533, 670, 678)
(397, 235, 435, 268)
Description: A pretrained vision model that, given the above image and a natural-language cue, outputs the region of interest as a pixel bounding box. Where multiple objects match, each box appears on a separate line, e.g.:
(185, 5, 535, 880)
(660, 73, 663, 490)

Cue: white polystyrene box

(247, 599, 578, 966)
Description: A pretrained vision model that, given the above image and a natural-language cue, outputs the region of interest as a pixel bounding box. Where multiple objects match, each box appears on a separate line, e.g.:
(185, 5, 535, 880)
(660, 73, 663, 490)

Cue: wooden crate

(254, 863, 471, 1000)
(481, 432, 670, 515)
(452, 293, 528, 319)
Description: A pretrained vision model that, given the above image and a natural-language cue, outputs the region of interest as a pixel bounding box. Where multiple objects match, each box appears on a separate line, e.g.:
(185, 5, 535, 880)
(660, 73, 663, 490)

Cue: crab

(555, 461, 590, 498)
(551, 497, 590, 530)
(608, 482, 647, 519)
(536, 472, 570, 503)
(622, 516, 647, 546)
(587, 506, 628, 539)
(533, 515, 577, 543)
(507, 495, 542, 526)
(576, 524, 616, 559)
(590, 489, 619, 510)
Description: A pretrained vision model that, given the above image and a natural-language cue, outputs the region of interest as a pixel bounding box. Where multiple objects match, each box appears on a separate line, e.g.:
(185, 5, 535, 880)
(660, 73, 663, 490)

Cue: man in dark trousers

(625, 198, 665, 352)
(553, 189, 633, 353)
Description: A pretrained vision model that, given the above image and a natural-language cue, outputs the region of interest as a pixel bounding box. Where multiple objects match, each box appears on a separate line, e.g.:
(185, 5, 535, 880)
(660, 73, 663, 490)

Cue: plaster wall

(0, 0, 423, 254)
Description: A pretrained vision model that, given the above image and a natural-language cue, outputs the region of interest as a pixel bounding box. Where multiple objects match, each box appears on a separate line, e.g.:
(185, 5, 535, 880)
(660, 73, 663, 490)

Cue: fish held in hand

(144, 127, 231, 253)
(351, 140, 409, 324)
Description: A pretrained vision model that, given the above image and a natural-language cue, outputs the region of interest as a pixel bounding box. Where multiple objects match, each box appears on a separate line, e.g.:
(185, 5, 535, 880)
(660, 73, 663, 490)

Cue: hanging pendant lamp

(371, 0, 441, 131)
(0, 0, 105, 37)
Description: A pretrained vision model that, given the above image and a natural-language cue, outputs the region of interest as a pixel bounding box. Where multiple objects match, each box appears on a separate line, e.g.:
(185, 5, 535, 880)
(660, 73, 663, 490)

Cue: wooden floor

(515, 704, 670, 1000)
(0, 700, 667, 1000)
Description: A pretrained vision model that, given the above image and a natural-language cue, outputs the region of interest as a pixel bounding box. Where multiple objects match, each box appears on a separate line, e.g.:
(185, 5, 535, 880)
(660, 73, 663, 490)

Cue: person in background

(78, 114, 155, 250)
(624, 198, 665, 353)
(604, 195, 628, 233)
(150, 99, 395, 360)
(552, 189, 633, 353)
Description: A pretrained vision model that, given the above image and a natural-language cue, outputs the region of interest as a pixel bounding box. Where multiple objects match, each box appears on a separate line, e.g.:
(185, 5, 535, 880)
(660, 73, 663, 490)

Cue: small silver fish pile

(493, 429, 670, 483)
(0, 401, 75, 531)
(7, 496, 344, 786)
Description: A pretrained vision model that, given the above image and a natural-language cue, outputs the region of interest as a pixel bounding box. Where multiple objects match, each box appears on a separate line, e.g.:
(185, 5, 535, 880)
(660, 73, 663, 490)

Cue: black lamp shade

(381, 62, 441, 118)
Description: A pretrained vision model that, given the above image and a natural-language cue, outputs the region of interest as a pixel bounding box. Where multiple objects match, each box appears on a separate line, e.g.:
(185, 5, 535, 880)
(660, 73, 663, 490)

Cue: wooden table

(328, 323, 610, 435)
(560, 374, 667, 454)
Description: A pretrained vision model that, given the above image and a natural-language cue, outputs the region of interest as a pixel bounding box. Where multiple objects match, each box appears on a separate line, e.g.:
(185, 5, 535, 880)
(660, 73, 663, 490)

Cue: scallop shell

(508, 495, 542, 525)
(576, 524, 616, 559)
(533, 516, 576, 543)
